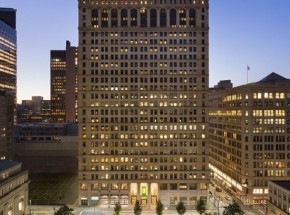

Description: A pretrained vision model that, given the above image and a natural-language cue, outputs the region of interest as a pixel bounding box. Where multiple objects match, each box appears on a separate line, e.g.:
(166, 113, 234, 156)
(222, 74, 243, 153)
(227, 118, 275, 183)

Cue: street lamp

(216, 196, 220, 215)
(213, 190, 220, 215)
(242, 180, 248, 204)
(29, 200, 31, 215)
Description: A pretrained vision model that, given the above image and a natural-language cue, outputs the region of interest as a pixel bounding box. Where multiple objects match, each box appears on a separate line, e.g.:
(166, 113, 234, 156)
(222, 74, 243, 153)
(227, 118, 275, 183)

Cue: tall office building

(50, 41, 77, 123)
(78, 0, 209, 208)
(209, 73, 290, 205)
(0, 8, 17, 160)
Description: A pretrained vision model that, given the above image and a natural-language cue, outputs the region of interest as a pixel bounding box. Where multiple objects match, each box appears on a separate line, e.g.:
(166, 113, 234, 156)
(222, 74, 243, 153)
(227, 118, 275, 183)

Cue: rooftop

(257, 72, 290, 84)
(0, 8, 16, 12)
(271, 181, 290, 191)
(0, 160, 20, 172)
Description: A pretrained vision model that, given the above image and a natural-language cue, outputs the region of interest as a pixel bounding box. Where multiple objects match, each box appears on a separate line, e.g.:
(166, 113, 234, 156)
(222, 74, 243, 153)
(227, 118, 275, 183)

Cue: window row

(89, 69, 205, 75)
(90, 8, 198, 27)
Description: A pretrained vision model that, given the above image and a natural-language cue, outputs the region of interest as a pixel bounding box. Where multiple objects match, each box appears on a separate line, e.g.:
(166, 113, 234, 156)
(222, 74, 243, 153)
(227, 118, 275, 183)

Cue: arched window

(101, 9, 109, 27)
(160, 9, 167, 27)
(140, 8, 147, 27)
(121, 9, 128, 27)
(111, 9, 118, 27)
(150, 9, 157, 27)
(179, 9, 186, 26)
(170, 9, 176, 26)
(91, 9, 99, 27)
(189, 9, 196, 27)
(131, 9, 138, 27)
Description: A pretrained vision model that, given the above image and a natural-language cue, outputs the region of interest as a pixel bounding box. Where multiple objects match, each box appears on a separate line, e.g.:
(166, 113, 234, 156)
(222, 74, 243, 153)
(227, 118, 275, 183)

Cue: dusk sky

(2, 0, 290, 103)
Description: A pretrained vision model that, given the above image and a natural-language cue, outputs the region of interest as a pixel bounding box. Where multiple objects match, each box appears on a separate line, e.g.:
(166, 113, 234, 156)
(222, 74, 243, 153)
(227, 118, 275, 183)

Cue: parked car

(215, 187, 222, 192)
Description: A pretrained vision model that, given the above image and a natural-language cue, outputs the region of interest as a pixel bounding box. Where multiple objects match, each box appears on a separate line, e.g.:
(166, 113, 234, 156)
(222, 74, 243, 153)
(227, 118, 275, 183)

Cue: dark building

(0, 7, 16, 29)
(50, 41, 77, 123)
(14, 123, 78, 173)
(0, 8, 17, 160)
(211, 80, 233, 91)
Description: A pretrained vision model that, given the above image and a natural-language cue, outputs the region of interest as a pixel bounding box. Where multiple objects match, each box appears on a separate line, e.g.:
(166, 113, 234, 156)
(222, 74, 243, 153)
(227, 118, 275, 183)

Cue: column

(117, 8, 121, 27)
(157, 9, 160, 27)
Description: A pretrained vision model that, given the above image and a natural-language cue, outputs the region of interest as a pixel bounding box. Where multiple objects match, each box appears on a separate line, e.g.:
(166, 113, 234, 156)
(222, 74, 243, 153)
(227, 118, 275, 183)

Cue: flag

(247, 65, 250, 71)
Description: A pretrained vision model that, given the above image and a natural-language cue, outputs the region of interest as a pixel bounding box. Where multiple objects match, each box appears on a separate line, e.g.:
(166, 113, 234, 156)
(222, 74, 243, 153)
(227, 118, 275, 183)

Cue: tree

(176, 201, 186, 215)
(134, 200, 142, 215)
(54, 205, 73, 215)
(196, 198, 206, 215)
(223, 201, 244, 215)
(114, 202, 122, 215)
(156, 200, 164, 215)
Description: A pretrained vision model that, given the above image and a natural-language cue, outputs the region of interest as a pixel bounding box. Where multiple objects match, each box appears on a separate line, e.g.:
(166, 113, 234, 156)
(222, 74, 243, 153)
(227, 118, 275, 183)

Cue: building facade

(50, 41, 77, 123)
(17, 96, 51, 123)
(14, 123, 78, 173)
(0, 160, 29, 215)
(78, 0, 209, 208)
(0, 8, 17, 160)
(268, 181, 290, 215)
(209, 73, 290, 205)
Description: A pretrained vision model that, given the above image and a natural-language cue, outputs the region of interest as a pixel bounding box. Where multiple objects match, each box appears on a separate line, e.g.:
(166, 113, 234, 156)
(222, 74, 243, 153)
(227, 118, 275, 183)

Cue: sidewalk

(76, 203, 223, 215)
(29, 205, 218, 215)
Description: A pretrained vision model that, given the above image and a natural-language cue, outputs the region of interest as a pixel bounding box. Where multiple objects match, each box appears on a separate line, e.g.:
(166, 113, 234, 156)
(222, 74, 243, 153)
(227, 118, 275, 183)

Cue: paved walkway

(29, 203, 263, 215)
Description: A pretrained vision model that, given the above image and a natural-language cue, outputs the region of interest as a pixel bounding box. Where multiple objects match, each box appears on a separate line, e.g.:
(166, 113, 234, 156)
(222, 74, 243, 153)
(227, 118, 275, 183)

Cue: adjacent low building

(14, 123, 78, 173)
(0, 160, 29, 215)
(268, 181, 290, 215)
(209, 73, 290, 205)
(17, 96, 51, 124)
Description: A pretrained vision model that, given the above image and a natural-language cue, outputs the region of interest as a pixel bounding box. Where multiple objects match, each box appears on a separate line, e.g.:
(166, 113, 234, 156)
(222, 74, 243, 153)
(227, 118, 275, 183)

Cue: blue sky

(2, 0, 290, 102)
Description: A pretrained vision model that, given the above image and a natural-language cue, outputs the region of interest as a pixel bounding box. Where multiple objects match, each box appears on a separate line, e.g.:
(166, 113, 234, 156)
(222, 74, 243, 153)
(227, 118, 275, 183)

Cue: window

(170, 9, 176, 26)
(179, 9, 186, 26)
(101, 9, 108, 27)
(92, 9, 98, 27)
(170, 183, 177, 190)
(150, 9, 157, 27)
(160, 9, 167, 27)
(160, 183, 168, 190)
(111, 9, 118, 27)
(189, 9, 196, 26)
(121, 9, 128, 27)
(180, 183, 187, 190)
(140, 9, 147, 27)
(131, 9, 138, 26)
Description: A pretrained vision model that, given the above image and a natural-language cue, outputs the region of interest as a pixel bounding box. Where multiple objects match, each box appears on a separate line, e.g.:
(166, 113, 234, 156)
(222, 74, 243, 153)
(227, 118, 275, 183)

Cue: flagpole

(247, 65, 250, 84)
(247, 67, 248, 84)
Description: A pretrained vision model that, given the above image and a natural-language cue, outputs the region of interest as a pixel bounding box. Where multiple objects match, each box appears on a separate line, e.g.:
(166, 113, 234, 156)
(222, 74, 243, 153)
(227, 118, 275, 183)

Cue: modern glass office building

(0, 8, 17, 160)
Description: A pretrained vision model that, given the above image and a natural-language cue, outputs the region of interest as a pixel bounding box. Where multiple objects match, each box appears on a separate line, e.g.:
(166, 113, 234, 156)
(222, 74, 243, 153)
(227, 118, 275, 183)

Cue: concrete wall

(14, 140, 77, 173)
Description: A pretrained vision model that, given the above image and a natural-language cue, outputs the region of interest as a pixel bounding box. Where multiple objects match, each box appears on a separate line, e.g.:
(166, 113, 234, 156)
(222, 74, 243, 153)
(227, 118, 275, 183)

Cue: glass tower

(0, 8, 16, 160)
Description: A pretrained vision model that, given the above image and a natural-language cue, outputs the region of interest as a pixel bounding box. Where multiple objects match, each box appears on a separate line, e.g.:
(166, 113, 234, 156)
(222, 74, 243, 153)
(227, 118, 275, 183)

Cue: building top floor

(80, 0, 209, 6)
(0, 160, 22, 182)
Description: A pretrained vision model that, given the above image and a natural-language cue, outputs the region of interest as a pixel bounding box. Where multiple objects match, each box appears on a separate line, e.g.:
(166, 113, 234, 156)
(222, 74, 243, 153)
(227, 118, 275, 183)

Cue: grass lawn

(29, 173, 78, 206)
